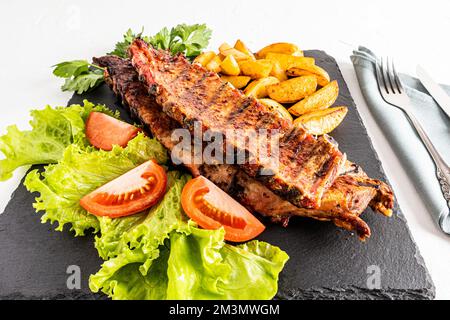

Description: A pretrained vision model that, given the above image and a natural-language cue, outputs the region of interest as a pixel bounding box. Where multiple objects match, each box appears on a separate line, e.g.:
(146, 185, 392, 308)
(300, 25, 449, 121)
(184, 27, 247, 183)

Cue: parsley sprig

(53, 23, 212, 94)
(52, 60, 104, 95)
(110, 24, 211, 60)
(149, 24, 212, 59)
(108, 28, 150, 58)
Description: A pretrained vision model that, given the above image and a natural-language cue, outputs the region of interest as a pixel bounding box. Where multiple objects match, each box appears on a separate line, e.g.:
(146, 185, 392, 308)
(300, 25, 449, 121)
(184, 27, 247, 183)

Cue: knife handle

(405, 110, 450, 208)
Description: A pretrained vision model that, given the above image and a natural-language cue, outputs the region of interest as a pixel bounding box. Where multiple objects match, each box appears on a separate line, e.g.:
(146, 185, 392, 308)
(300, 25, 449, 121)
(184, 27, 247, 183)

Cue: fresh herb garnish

(53, 23, 212, 93)
(110, 24, 212, 60)
(149, 23, 212, 59)
(52, 60, 105, 94)
(108, 28, 150, 58)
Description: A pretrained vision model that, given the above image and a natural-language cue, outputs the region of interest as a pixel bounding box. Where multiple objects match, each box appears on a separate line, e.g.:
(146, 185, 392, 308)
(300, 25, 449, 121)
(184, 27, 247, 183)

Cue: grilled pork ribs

(94, 55, 394, 239)
(128, 39, 345, 209)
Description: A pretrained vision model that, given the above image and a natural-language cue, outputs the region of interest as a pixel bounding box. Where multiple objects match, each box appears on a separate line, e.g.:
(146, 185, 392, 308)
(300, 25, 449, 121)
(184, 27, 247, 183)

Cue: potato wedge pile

(193, 40, 348, 135)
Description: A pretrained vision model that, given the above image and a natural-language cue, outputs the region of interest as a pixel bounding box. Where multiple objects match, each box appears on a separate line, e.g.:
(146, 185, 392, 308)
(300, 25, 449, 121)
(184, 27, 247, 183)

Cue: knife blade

(416, 65, 450, 119)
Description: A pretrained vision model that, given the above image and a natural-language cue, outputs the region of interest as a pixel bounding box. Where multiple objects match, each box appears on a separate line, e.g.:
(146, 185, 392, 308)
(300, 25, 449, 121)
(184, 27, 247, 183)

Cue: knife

(416, 65, 450, 119)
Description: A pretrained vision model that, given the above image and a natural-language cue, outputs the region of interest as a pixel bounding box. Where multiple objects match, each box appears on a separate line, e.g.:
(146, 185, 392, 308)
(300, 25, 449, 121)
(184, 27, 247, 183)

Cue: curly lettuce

(90, 173, 289, 300)
(167, 230, 289, 300)
(90, 245, 171, 300)
(91, 229, 289, 300)
(94, 171, 189, 260)
(3, 99, 288, 300)
(24, 133, 168, 236)
(90, 172, 191, 299)
(0, 100, 117, 181)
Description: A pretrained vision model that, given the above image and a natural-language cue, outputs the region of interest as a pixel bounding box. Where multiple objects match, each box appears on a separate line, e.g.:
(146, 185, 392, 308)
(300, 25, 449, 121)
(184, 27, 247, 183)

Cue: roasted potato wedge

(219, 42, 233, 52)
(287, 65, 330, 87)
(269, 61, 288, 81)
(294, 106, 348, 135)
(256, 42, 302, 59)
(267, 75, 317, 103)
(219, 43, 251, 62)
(239, 59, 273, 79)
(286, 69, 329, 87)
(221, 75, 251, 89)
(206, 55, 222, 73)
(244, 77, 279, 98)
(259, 98, 293, 123)
(220, 55, 240, 76)
(193, 51, 216, 67)
(265, 52, 314, 71)
(221, 48, 252, 61)
(288, 80, 339, 116)
(234, 39, 256, 60)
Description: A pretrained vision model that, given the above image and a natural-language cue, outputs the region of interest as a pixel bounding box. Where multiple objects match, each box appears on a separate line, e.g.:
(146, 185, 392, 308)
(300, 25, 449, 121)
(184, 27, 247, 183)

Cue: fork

(375, 57, 450, 208)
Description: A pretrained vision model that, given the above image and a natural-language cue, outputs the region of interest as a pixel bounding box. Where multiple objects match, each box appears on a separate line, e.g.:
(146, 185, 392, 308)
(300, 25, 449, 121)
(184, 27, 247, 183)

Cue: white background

(0, 0, 449, 299)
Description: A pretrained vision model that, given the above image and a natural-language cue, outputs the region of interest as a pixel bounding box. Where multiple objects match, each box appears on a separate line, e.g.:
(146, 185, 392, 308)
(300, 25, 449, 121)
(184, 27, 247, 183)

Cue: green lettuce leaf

(95, 213, 148, 260)
(90, 245, 170, 300)
(93, 225, 288, 300)
(166, 228, 230, 299)
(0, 100, 117, 181)
(167, 229, 289, 300)
(220, 240, 289, 299)
(24, 133, 168, 236)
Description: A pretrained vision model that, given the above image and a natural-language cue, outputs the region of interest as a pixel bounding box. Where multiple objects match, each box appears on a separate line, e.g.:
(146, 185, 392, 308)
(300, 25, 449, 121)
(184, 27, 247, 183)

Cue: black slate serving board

(0, 50, 435, 300)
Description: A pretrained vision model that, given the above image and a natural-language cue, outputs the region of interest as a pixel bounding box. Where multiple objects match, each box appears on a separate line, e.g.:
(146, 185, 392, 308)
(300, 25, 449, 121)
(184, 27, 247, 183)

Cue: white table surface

(1, 0, 449, 299)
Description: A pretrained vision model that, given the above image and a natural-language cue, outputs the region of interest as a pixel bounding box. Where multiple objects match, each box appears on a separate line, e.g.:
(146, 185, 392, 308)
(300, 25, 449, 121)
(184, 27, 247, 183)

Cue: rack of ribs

(128, 39, 346, 209)
(94, 55, 394, 240)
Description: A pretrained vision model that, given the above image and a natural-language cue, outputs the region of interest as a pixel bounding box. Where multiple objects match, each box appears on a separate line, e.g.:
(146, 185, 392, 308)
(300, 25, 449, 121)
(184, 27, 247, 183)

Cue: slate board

(0, 50, 435, 300)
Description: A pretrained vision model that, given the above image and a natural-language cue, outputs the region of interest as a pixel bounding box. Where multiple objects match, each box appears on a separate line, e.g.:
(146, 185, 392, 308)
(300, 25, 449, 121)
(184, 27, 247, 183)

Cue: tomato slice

(181, 176, 265, 242)
(86, 112, 141, 151)
(80, 160, 167, 218)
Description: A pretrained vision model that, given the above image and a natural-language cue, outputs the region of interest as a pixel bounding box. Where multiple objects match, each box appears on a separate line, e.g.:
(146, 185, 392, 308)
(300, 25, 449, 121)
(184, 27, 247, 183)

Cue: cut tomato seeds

(80, 160, 167, 218)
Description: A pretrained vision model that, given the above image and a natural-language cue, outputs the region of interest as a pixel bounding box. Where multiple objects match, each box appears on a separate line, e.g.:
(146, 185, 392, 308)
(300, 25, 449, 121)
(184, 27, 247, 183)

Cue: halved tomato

(181, 176, 265, 242)
(86, 112, 141, 150)
(80, 160, 167, 218)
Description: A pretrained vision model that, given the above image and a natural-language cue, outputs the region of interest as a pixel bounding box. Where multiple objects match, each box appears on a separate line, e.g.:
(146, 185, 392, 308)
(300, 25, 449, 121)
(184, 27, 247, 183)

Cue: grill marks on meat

(128, 39, 345, 209)
(93, 56, 176, 148)
(95, 55, 394, 240)
(93, 55, 200, 176)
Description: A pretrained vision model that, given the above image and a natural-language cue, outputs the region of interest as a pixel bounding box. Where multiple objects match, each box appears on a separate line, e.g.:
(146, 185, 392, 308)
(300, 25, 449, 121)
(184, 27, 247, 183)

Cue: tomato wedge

(80, 160, 167, 218)
(181, 176, 265, 242)
(86, 112, 141, 150)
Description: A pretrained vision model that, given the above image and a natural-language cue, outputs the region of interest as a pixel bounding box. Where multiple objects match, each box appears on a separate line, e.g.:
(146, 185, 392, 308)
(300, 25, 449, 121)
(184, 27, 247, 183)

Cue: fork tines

(376, 57, 404, 95)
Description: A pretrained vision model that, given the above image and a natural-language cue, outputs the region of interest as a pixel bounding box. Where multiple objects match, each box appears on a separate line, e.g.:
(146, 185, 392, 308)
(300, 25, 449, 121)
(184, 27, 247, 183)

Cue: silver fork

(375, 57, 450, 208)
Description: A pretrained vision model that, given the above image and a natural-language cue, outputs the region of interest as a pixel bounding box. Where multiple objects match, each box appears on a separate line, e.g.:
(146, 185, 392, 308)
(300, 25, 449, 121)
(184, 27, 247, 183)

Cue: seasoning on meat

(94, 55, 394, 240)
(128, 39, 346, 209)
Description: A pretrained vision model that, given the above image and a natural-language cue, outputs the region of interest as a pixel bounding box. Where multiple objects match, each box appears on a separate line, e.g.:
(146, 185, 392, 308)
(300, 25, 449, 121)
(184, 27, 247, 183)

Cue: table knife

(416, 65, 450, 119)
